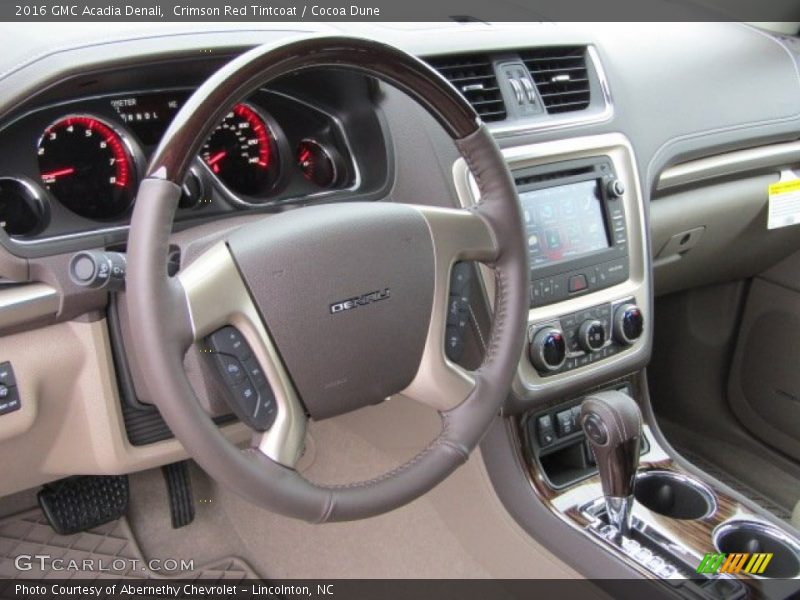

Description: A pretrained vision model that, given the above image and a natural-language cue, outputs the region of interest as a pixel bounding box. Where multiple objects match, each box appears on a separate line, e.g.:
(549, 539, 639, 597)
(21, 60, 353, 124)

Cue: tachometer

(37, 115, 137, 220)
(200, 103, 279, 196)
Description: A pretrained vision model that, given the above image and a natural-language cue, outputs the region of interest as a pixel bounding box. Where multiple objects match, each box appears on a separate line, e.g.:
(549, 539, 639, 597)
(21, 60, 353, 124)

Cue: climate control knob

(529, 326, 567, 372)
(613, 304, 644, 345)
(578, 319, 606, 352)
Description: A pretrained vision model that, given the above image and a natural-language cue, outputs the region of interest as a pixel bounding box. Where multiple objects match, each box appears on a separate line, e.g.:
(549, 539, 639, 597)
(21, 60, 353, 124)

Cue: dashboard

(0, 20, 797, 591)
(0, 72, 389, 252)
(0, 19, 798, 508)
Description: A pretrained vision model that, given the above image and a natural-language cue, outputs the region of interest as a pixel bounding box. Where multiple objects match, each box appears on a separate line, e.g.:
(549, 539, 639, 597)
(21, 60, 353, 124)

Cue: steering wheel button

(0, 362, 15, 387)
(210, 326, 253, 360)
(243, 358, 268, 388)
(215, 354, 246, 385)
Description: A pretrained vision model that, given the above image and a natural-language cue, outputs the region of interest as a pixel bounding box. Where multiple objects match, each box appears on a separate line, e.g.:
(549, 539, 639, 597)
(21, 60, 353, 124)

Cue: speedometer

(38, 115, 137, 220)
(200, 103, 280, 196)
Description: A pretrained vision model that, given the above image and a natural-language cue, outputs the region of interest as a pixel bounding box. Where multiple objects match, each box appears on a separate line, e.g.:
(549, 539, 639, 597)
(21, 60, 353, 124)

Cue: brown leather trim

(580, 390, 643, 499)
(147, 35, 479, 183)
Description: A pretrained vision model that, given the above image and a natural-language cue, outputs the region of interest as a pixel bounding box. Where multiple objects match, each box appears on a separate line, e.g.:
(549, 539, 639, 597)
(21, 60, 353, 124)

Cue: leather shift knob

(580, 390, 642, 501)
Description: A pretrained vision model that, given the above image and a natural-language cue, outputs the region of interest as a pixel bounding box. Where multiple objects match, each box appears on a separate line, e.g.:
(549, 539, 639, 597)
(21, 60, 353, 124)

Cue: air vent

(426, 55, 507, 122)
(521, 46, 591, 114)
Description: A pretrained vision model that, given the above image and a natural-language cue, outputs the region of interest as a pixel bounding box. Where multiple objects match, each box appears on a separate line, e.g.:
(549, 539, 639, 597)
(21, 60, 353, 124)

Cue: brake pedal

(161, 461, 195, 528)
(38, 475, 129, 535)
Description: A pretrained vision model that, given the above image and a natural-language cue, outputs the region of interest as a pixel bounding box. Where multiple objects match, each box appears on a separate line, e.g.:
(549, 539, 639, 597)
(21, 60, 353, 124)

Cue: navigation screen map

(519, 179, 610, 267)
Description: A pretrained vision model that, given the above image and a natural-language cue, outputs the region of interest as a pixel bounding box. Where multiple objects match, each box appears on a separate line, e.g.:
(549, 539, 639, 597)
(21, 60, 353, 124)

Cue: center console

(453, 133, 800, 598)
(453, 133, 650, 406)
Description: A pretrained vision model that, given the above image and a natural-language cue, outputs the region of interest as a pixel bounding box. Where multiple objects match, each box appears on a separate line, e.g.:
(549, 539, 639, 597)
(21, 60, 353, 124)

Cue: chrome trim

(452, 133, 649, 401)
(529, 326, 566, 372)
(520, 78, 537, 104)
(605, 495, 634, 535)
(10, 224, 131, 247)
(613, 302, 641, 346)
(487, 46, 614, 139)
(657, 140, 800, 191)
(713, 520, 800, 579)
(636, 469, 718, 520)
(176, 241, 306, 468)
(508, 78, 524, 105)
(582, 497, 708, 583)
(0, 283, 60, 330)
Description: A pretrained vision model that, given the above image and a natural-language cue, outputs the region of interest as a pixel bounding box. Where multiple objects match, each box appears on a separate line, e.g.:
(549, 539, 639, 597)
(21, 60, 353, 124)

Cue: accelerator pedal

(161, 460, 195, 528)
(38, 475, 129, 535)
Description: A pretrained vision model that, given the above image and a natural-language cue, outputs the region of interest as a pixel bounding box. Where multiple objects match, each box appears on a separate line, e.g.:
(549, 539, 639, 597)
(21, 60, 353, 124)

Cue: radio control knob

(614, 304, 644, 345)
(578, 319, 606, 352)
(606, 177, 625, 198)
(529, 326, 567, 372)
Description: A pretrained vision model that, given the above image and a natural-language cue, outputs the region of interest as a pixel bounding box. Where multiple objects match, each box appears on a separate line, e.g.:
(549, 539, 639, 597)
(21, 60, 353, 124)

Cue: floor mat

(678, 447, 793, 523)
(0, 508, 257, 580)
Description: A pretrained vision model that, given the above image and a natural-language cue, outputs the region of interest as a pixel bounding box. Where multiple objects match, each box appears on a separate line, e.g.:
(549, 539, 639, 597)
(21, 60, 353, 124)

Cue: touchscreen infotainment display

(519, 179, 609, 267)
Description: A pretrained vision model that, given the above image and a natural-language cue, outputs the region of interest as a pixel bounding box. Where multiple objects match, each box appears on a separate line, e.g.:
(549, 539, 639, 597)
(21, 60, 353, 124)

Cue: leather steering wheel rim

(127, 34, 529, 522)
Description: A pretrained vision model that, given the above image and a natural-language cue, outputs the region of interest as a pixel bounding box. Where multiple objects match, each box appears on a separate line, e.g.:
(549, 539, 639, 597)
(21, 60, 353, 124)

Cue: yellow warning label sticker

(768, 177, 800, 230)
(769, 179, 800, 195)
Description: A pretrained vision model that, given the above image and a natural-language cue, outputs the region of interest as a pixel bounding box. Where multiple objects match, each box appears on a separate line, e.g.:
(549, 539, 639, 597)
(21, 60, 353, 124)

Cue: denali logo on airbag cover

(330, 288, 391, 314)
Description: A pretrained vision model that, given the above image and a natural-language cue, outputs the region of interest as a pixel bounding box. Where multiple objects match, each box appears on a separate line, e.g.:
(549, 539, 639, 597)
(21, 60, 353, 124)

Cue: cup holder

(634, 470, 716, 520)
(714, 520, 800, 579)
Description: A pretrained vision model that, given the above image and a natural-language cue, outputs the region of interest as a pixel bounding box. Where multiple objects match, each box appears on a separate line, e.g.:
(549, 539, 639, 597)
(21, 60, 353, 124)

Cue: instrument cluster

(0, 88, 357, 243)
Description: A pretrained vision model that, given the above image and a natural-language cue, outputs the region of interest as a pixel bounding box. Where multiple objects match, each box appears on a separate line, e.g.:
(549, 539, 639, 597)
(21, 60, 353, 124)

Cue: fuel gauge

(296, 139, 341, 189)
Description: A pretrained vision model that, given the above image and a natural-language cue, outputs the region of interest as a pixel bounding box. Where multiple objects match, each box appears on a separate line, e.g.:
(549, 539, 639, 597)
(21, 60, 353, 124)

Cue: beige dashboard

(0, 317, 247, 498)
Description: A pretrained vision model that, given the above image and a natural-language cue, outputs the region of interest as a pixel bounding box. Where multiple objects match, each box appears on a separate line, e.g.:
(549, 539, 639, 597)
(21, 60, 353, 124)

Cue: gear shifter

(580, 390, 643, 535)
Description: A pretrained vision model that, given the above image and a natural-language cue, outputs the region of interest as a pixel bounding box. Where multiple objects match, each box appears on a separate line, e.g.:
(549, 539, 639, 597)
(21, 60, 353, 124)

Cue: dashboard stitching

(468, 303, 487, 352)
(302, 414, 452, 492)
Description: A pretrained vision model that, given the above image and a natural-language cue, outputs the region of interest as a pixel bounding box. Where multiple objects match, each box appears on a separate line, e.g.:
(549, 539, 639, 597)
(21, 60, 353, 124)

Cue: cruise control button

(447, 297, 470, 331)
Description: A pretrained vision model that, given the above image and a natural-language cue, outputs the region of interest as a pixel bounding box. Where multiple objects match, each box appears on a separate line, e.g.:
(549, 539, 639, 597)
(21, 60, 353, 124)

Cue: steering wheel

(126, 35, 528, 522)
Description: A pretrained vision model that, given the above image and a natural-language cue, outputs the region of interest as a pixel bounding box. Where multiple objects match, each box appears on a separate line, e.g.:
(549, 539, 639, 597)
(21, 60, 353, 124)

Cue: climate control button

(578, 319, 606, 352)
(529, 326, 567, 372)
(614, 304, 644, 345)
